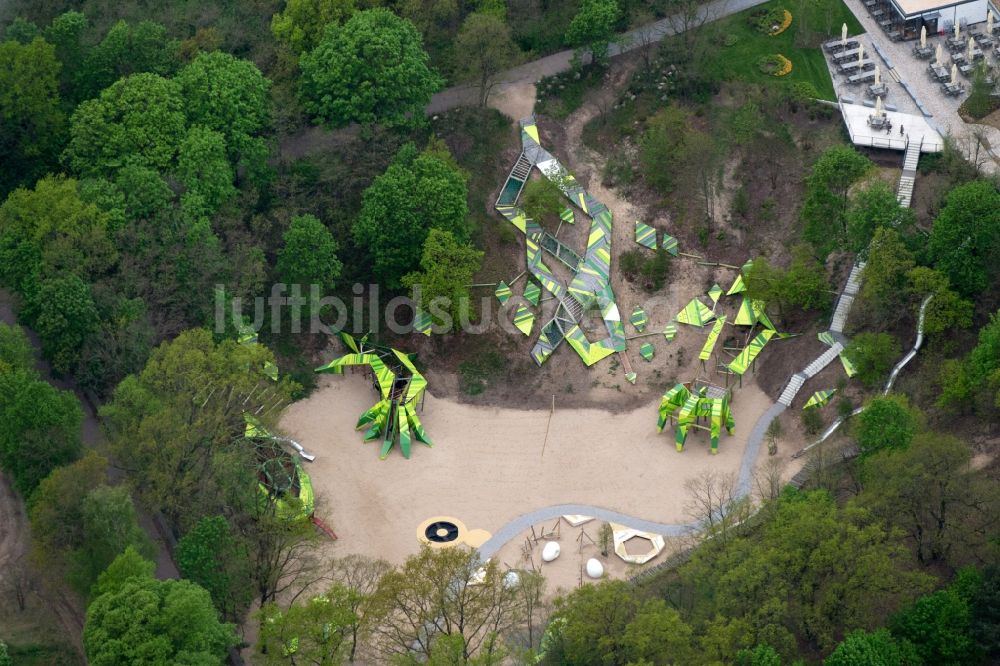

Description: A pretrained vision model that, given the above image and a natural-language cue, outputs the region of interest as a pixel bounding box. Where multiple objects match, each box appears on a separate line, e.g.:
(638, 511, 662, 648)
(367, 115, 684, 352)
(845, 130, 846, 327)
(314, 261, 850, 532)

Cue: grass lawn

(704, 0, 864, 100)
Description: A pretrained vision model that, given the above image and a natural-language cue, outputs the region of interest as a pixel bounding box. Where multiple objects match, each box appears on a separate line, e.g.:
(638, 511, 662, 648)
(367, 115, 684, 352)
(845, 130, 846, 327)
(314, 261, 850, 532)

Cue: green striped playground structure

(513, 303, 535, 336)
(639, 342, 655, 361)
(803, 389, 836, 409)
(675, 298, 715, 327)
(630, 305, 649, 332)
(495, 280, 512, 305)
(524, 280, 541, 306)
(635, 221, 657, 249)
(661, 233, 679, 257)
(662, 323, 677, 342)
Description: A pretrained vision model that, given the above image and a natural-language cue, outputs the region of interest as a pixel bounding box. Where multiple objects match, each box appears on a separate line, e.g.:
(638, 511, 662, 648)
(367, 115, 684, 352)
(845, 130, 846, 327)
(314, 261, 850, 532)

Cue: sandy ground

(280, 371, 802, 574)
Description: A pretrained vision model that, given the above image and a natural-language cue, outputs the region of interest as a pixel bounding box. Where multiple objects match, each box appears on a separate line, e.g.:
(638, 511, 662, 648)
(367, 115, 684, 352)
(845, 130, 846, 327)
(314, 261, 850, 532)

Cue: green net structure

(315, 332, 432, 460)
(244, 415, 315, 520)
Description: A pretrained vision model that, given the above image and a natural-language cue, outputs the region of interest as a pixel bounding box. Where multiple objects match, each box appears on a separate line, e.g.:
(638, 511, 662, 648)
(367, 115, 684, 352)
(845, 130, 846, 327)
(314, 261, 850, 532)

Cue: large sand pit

(280, 372, 799, 568)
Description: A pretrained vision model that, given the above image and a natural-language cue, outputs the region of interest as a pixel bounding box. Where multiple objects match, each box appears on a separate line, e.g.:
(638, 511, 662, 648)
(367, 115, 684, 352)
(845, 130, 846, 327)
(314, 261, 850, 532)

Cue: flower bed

(770, 9, 793, 36)
(748, 7, 790, 35)
(757, 53, 793, 76)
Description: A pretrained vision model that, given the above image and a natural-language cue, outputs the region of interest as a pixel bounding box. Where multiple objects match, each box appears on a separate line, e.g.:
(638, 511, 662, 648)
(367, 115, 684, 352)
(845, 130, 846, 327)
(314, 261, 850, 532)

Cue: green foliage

(92, 545, 156, 598)
(891, 587, 979, 666)
(619, 248, 672, 292)
(0, 323, 35, 372)
(64, 72, 187, 178)
(176, 127, 236, 215)
(258, 584, 357, 664)
(100, 328, 299, 527)
(173, 50, 271, 167)
(905, 267, 972, 336)
(79, 20, 180, 101)
(748, 6, 788, 33)
(928, 180, 1000, 296)
(970, 565, 1000, 657)
(960, 65, 1000, 119)
(735, 644, 783, 665)
(277, 214, 343, 291)
(639, 107, 692, 195)
(0, 175, 116, 297)
(402, 229, 484, 330)
(354, 142, 468, 289)
(70, 484, 155, 596)
(846, 181, 915, 254)
(0, 37, 65, 197)
(299, 9, 443, 129)
(27, 275, 100, 374)
(824, 629, 919, 666)
(801, 405, 823, 435)
(271, 0, 356, 53)
(114, 165, 171, 220)
(854, 394, 920, 457)
(0, 365, 81, 496)
(176, 516, 253, 621)
(845, 332, 900, 388)
(937, 310, 1000, 413)
(565, 0, 620, 65)
(368, 546, 521, 660)
(453, 13, 520, 106)
(84, 575, 236, 665)
(801, 145, 872, 258)
(520, 177, 564, 224)
(546, 582, 679, 664)
(0, 640, 9, 666)
(859, 228, 915, 313)
(674, 490, 934, 658)
(859, 432, 1000, 565)
(745, 245, 830, 322)
(27, 450, 106, 569)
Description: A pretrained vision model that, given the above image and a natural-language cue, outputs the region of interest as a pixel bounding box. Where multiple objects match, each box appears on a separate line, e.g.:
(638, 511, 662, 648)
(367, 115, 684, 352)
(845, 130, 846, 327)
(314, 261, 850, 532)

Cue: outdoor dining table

(942, 81, 965, 95)
(823, 38, 859, 53)
(848, 70, 877, 84)
(840, 59, 874, 73)
(959, 62, 975, 76)
(887, 30, 902, 40)
(947, 36, 966, 51)
(832, 47, 862, 63)
(878, 19, 892, 29)
(929, 64, 949, 81)
(974, 33, 994, 47)
(913, 44, 934, 58)
(871, 8, 884, 17)
(868, 82, 889, 97)
(868, 113, 890, 129)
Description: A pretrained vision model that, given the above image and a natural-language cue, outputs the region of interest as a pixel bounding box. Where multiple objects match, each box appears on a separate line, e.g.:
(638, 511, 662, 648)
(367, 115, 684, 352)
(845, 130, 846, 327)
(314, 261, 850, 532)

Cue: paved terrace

(841, 0, 1000, 170)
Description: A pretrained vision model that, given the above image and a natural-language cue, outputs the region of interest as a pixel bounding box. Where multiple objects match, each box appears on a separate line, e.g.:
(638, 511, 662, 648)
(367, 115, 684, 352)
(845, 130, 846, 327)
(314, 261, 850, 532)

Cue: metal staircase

(510, 152, 533, 181)
(897, 138, 920, 207)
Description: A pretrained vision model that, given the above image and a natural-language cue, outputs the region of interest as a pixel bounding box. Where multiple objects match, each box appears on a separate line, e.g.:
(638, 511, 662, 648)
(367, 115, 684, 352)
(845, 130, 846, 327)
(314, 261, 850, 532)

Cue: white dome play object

(503, 571, 520, 588)
(541, 541, 561, 562)
(586, 558, 604, 579)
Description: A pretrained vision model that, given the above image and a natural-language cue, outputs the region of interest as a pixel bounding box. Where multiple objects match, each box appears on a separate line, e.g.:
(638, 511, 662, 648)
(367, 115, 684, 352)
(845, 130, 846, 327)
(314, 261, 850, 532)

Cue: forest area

(0, 0, 999, 663)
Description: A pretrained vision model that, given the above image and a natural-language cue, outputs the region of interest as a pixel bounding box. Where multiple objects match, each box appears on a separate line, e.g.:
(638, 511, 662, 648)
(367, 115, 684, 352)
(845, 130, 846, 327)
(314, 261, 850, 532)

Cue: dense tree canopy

(271, 0, 356, 53)
(354, 142, 469, 288)
(176, 516, 252, 622)
(744, 245, 830, 322)
(64, 72, 187, 177)
(100, 329, 298, 527)
(928, 180, 1000, 296)
(565, 0, 620, 65)
(801, 146, 872, 257)
(276, 214, 343, 292)
(299, 9, 442, 129)
(453, 13, 520, 106)
(854, 394, 920, 457)
(0, 363, 82, 495)
(84, 554, 236, 666)
(0, 37, 65, 196)
(402, 228, 484, 330)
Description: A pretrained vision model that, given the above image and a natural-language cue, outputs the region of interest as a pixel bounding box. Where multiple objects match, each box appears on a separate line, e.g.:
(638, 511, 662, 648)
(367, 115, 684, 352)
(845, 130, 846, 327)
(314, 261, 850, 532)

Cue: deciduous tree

(928, 180, 1000, 296)
(859, 433, 1000, 565)
(277, 214, 343, 291)
(846, 181, 915, 254)
(801, 146, 872, 258)
(824, 629, 919, 666)
(565, 0, 620, 66)
(176, 515, 253, 622)
(453, 13, 520, 107)
(845, 332, 900, 388)
(299, 9, 442, 129)
(84, 563, 236, 665)
(258, 584, 357, 664)
(64, 72, 186, 178)
(271, 0, 357, 53)
(354, 142, 468, 288)
(854, 394, 921, 458)
(403, 229, 484, 330)
(0, 37, 65, 196)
